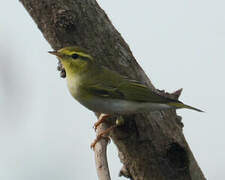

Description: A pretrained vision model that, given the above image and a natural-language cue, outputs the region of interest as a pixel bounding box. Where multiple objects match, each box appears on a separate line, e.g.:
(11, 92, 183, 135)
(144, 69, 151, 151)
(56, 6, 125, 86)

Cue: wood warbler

(49, 46, 203, 147)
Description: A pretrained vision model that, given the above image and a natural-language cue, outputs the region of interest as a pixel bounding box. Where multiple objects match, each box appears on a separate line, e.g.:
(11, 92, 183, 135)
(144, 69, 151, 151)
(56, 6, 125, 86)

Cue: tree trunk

(19, 0, 205, 179)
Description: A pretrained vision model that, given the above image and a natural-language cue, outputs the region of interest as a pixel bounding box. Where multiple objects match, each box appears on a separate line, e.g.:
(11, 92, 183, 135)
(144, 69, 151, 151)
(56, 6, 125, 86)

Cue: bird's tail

(167, 102, 204, 112)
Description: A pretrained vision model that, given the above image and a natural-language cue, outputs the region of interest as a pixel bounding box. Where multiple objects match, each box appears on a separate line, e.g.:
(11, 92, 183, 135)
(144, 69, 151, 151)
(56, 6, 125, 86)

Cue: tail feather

(168, 102, 204, 112)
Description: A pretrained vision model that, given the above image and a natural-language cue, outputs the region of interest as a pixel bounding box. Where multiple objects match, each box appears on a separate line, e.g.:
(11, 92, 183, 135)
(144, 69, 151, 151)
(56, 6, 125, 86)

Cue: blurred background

(0, 1, 224, 179)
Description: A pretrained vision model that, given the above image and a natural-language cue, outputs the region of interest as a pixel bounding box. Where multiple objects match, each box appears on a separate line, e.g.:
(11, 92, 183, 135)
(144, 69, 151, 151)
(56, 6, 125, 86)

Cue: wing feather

(83, 66, 177, 103)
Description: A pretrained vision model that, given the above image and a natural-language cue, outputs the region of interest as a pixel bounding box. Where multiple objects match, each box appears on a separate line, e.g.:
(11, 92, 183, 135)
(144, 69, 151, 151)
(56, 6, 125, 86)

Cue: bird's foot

(90, 125, 116, 149)
(93, 113, 111, 131)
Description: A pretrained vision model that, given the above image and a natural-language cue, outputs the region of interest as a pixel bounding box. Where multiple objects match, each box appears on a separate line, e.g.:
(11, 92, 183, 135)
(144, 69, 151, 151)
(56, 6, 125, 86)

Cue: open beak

(48, 50, 63, 58)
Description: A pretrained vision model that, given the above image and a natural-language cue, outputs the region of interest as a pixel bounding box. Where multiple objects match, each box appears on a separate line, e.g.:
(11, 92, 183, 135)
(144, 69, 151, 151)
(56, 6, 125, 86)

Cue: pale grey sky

(0, 1, 224, 179)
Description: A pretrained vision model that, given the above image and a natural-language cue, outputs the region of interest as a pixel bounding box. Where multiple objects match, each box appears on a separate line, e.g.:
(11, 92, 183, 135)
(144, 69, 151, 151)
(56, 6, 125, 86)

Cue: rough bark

(19, 0, 205, 179)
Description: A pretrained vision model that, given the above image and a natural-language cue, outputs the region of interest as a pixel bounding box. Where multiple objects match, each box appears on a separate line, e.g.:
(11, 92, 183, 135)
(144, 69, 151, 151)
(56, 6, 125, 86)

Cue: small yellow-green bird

(49, 46, 202, 146)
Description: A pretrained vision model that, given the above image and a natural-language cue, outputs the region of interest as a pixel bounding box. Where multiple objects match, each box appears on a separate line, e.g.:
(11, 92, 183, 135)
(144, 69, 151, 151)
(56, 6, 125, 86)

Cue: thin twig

(93, 122, 111, 180)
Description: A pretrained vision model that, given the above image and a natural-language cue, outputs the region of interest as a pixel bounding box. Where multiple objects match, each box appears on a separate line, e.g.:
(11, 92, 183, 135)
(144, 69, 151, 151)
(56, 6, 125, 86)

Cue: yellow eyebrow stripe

(60, 49, 92, 59)
(77, 52, 92, 59)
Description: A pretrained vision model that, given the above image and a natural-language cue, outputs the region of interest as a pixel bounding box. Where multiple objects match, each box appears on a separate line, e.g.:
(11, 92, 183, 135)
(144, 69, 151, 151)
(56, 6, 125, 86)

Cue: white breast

(67, 76, 80, 98)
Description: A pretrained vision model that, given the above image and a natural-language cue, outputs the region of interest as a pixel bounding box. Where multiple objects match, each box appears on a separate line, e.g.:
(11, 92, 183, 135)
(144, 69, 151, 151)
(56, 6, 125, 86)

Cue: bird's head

(49, 46, 93, 74)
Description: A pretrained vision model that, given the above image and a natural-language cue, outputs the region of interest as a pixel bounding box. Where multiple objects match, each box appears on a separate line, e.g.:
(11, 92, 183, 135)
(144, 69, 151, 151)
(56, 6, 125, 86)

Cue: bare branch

(93, 122, 111, 180)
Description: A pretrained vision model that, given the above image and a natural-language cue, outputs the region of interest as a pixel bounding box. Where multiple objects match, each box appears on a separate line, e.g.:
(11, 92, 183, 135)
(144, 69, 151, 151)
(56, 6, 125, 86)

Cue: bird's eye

(71, 53, 79, 59)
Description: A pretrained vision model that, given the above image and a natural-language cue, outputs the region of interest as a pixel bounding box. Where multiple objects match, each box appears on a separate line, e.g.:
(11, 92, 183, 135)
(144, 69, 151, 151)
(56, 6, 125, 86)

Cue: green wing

(84, 66, 177, 103)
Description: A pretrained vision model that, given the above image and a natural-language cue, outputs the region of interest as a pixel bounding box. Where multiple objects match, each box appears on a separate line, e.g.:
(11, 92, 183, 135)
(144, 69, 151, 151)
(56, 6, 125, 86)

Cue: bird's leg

(90, 124, 117, 149)
(93, 113, 111, 131)
(91, 116, 125, 149)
